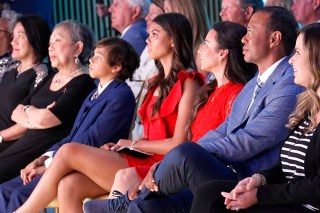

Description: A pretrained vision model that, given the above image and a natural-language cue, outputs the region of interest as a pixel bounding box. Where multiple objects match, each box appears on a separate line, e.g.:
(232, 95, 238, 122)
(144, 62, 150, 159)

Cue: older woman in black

(190, 23, 320, 213)
(0, 15, 51, 150)
(0, 20, 96, 183)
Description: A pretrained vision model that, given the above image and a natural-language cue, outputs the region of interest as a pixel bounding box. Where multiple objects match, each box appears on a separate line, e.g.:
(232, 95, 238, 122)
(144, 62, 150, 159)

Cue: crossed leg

(15, 143, 129, 213)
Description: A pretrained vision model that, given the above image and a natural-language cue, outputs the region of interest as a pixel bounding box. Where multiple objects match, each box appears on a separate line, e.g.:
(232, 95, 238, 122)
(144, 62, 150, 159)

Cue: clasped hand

(20, 156, 48, 185)
(221, 176, 261, 211)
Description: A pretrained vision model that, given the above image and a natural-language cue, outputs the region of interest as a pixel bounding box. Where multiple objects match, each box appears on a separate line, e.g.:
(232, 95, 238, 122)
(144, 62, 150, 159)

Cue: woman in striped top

(189, 23, 320, 213)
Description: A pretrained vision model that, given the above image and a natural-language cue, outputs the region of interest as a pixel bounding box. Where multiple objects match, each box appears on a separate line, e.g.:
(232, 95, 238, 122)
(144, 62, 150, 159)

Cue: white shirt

(120, 24, 132, 38)
(247, 57, 286, 111)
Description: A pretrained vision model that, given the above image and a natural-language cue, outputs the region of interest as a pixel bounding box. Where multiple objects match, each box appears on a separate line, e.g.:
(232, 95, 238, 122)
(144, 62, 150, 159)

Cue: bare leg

(15, 143, 128, 213)
(108, 167, 142, 199)
(58, 172, 107, 213)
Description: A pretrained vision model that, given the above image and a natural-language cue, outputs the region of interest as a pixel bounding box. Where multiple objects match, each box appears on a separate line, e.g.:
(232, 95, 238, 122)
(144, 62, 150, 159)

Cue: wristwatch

(0, 134, 3, 143)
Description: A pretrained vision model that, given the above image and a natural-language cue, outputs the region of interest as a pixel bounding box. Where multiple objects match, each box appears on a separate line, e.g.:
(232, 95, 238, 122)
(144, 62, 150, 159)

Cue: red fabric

(191, 82, 244, 141)
(121, 71, 204, 178)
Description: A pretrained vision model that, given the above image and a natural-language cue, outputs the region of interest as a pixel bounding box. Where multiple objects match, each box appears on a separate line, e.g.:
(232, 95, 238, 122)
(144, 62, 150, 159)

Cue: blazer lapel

(76, 80, 121, 125)
(243, 57, 291, 120)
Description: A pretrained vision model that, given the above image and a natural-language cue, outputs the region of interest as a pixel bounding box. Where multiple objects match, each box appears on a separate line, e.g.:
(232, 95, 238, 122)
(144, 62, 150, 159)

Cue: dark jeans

(191, 180, 315, 213)
(128, 142, 238, 213)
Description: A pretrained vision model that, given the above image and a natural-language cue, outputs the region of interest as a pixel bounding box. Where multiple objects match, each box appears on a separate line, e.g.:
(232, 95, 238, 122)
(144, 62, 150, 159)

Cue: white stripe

(281, 155, 304, 163)
(282, 162, 304, 169)
(303, 204, 319, 211)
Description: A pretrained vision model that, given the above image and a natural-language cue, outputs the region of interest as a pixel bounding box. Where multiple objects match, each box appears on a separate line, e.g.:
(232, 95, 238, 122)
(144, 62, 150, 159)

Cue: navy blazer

(122, 19, 148, 56)
(198, 57, 304, 178)
(48, 80, 135, 153)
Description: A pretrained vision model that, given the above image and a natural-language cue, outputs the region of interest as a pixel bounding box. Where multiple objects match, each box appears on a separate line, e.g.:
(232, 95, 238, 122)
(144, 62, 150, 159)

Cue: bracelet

(130, 139, 139, 150)
(253, 173, 267, 186)
(23, 105, 31, 112)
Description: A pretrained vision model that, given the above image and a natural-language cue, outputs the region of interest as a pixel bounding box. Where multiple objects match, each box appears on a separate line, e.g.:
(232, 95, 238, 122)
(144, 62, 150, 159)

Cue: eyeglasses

(0, 29, 9, 33)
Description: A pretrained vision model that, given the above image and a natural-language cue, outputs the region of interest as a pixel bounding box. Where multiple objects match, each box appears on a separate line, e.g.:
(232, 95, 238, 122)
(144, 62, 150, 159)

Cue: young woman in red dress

(14, 13, 204, 213)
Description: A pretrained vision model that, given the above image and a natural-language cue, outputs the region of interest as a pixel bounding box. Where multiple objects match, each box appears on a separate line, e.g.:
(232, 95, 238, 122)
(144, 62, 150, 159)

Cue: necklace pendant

(55, 79, 60, 85)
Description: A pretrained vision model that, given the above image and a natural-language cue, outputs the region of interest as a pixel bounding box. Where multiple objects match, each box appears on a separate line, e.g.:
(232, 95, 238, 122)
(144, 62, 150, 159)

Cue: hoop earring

(75, 56, 80, 64)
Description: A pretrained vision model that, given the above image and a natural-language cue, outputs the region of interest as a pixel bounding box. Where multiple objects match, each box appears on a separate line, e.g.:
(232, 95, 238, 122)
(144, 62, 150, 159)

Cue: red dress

(191, 81, 244, 141)
(121, 71, 204, 178)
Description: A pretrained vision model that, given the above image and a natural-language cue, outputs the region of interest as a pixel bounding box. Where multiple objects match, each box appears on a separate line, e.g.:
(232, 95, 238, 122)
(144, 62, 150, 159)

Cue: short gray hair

(1, 10, 20, 33)
(239, 0, 264, 12)
(128, 0, 150, 18)
(54, 20, 95, 64)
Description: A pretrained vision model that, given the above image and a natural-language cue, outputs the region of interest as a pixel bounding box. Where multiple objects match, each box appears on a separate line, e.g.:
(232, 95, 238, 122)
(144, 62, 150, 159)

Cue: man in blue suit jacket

(126, 7, 304, 213)
(108, 0, 150, 55)
(0, 33, 142, 212)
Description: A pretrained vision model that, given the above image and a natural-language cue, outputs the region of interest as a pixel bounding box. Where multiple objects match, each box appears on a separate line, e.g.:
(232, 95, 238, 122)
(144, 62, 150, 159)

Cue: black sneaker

(83, 190, 131, 213)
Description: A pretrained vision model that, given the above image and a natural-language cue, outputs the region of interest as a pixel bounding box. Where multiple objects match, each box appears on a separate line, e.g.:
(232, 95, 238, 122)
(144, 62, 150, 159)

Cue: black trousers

(191, 180, 315, 213)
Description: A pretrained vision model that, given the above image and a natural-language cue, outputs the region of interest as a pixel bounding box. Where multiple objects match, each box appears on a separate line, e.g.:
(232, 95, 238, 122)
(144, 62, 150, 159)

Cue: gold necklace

(54, 67, 83, 85)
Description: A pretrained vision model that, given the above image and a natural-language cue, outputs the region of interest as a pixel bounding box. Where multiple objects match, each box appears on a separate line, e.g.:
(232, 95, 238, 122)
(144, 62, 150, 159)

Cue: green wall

(53, 0, 222, 41)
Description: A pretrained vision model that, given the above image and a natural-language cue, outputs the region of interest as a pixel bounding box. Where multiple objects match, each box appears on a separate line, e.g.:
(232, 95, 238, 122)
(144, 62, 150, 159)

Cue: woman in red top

(14, 13, 203, 212)
(189, 21, 256, 141)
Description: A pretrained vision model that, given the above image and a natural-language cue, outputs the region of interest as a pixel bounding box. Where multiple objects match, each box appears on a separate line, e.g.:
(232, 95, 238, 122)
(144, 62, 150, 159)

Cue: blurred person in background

(108, 0, 150, 55)
(291, 0, 320, 27)
(220, 0, 263, 27)
(266, 0, 293, 11)
(0, 9, 20, 81)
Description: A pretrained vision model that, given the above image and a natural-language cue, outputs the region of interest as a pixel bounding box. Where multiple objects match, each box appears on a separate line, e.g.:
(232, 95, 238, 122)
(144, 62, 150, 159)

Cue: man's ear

(269, 31, 282, 48)
(244, 6, 254, 21)
(132, 6, 141, 20)
(313, 0, 320, 10)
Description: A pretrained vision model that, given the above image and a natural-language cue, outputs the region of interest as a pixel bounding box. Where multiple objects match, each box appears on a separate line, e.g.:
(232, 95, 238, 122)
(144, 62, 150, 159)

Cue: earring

(75, 55, 80, 64)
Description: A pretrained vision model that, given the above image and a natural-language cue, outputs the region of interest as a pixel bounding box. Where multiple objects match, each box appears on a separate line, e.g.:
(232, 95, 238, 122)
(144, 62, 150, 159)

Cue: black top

(0, 64, 49, 130)
(258, 120, 320, 211)
(0, 72, 96, 182)
(21, 72, 96, 133)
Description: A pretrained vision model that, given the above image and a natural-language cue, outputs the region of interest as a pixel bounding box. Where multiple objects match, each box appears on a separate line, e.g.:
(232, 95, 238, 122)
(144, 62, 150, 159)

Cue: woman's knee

(55, 143, 83, 161)
(57, 175, 82, 200)
(114, 168, 135, 184)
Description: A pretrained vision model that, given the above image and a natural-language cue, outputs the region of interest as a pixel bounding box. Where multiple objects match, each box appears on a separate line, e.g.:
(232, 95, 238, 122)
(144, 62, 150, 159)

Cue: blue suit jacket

(198, 57, 304, 178)
(122, 19, 148, 56)
(48, 79, 135, 153)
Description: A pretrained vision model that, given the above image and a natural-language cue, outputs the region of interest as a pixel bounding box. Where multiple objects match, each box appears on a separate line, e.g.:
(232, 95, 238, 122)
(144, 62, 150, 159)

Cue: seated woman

(0, 14, 51, 151)
(190, 23, 320, 213)
(83, 21, 257, 213)
(0, 19, 96, 183)
(13, 12, 204, 213)
(0, 9, 20, 81)
(0, 37, 139, 213)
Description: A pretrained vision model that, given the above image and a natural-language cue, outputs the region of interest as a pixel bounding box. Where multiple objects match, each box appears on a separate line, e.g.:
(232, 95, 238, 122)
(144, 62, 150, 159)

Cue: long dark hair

(16, 15, 51, 63)
(147, 13, 195, 117)
(187, 22, 257, 139)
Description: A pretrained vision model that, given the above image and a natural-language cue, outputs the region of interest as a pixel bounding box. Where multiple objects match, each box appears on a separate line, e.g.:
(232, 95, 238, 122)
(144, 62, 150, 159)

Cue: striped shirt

(281, 118, 319, 211)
